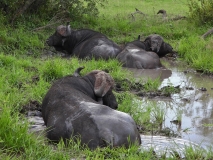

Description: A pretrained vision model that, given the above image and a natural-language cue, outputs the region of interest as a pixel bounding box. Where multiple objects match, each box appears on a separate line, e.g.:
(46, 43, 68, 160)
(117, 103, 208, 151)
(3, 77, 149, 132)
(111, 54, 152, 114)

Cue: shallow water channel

(28, 58, 213, 157)
(128, 58, 213, 152)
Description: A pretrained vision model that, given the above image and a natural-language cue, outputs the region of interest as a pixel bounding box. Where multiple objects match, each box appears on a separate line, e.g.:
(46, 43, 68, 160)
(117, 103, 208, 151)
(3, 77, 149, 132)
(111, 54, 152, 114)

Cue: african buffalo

(144, 34, 174, 57)
(46, 23, 122, 60)
(125, 35, 149, 50)
(117, 44, 162, 69)
(42, 67, 141, 149)
(126, 34, 174, 58)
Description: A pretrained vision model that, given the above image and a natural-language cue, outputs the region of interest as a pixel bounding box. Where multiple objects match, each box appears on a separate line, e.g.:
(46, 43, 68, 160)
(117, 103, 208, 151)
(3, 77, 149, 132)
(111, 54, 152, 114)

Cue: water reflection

(127, 67, 172, 82)
(128, 59, 213, 149)
(140, 135, 202, 158)
(27, 59, 213, 154)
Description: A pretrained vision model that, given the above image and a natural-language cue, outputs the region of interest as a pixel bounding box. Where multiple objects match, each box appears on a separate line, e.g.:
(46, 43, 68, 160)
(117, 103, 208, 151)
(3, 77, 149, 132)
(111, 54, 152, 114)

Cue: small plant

(117, 92, 142, 121)
(150, 103, 166, 129)
(0, 0, 107, 25)
(184, 145, 212, 159)
(176, 108, 182, 123)
(203, 123, 213, 127)
(40, 62, 63, 82)
(136, 100, 167, 134)
(188, 0, 213, 25)
(160, 85, 181, 96)
(143, 77, 161, 92)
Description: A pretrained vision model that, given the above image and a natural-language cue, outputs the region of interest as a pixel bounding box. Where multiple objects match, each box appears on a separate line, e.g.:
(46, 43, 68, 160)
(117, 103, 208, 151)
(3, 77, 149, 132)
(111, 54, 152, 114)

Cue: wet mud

(21, 57, 213, 156)
(130, 58, 213, 151)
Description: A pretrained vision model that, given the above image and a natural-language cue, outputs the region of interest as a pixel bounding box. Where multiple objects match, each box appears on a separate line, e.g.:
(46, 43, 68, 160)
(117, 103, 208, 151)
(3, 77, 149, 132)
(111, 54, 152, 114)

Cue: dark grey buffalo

(42, 68, 141, 149)
(126, 34, 174, 58)
(46, 24, 122, 60)
(125, 35, 149, 51)
(117, 44, 162, 69)
(144, 34, 174, 57)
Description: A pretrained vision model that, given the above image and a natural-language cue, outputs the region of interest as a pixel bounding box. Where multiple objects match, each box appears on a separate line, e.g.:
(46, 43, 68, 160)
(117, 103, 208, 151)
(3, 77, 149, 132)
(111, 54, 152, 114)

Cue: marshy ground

(21, 54, 213, 158)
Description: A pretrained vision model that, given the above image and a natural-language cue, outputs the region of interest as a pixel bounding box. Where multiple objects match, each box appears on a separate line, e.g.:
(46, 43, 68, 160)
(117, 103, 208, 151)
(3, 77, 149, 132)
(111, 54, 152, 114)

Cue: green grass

(179, 36, 213, 73)
(95, 0, 213, 74)
(1, 0, 213, 159)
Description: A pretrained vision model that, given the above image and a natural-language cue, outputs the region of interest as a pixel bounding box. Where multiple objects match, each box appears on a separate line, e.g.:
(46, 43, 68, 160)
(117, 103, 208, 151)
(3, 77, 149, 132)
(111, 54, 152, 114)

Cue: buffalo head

(90, 70, 117, 109)
(144, 34, 174, 57)
(46, 24, 71, 51)
(145, 34, 163, 53)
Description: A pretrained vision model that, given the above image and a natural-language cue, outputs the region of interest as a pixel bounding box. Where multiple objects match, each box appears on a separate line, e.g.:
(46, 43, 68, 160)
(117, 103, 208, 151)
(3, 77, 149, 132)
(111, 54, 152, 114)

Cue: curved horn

(94, 71, 114, 97)
(66, 23, 71, 36)
(137, 35, 141, 41)
(73, 66, 85, 77)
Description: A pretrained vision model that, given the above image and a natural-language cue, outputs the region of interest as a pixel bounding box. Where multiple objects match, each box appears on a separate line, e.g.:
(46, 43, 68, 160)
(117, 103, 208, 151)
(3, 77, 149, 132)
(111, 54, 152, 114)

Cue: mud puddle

(23, 58, 213, 157)
(128, 59, 213, 151)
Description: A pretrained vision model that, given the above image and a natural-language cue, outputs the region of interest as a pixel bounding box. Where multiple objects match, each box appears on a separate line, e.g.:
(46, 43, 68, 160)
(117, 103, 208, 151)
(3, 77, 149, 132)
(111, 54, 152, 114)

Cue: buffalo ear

(94, 71, 114, 97)
(56, 24, 71, 37)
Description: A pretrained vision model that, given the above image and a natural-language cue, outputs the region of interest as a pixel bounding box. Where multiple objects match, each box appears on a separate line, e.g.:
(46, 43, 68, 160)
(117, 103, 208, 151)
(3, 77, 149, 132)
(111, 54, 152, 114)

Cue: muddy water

(27, 59, 213, 157)
(128, 59, 213, 151)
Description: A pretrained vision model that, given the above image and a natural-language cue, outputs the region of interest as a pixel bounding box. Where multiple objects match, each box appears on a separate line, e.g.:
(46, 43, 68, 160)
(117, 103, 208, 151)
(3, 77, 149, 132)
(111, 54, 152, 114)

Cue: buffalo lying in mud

(126, 34, 174, 58)
(117, 43, 162, 69)
(46, 24, 122, 60)
(125, 35, 149, 51)
(42, 67, 141, 149)
(145, 34, 174, 57)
